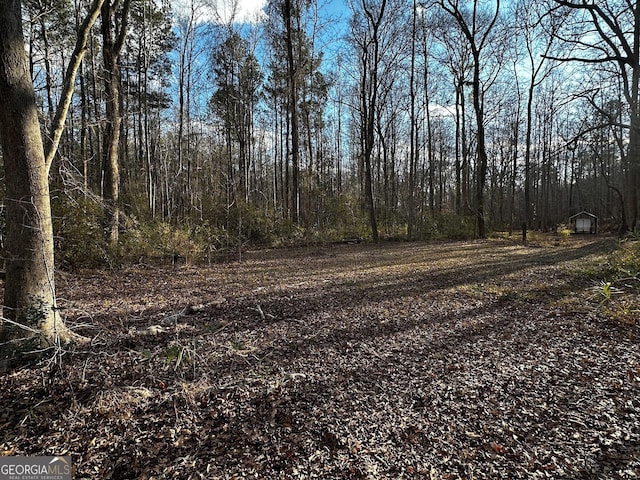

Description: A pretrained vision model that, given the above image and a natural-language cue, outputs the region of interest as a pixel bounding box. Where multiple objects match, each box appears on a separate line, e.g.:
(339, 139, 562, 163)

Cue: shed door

(576, 218, 591, 233)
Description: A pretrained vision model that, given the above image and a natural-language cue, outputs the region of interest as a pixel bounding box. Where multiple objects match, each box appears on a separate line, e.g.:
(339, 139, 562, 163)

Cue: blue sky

(168, 0, 352, 116)
(203, 0, 349, 25)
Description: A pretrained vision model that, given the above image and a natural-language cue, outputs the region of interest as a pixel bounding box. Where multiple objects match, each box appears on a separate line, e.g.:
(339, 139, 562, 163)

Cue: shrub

(557, 223, 572, 239)
(320, 195, 371, 239)
(417, 212, 475, 241)
(118, 221, 217, 264)
(52, 194, 109, 269)
(589, 237, 640, 324)
(607, 236, 640, 281)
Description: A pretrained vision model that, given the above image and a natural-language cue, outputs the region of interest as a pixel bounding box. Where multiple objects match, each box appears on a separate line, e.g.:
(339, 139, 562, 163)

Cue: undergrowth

(606, 234, 640, 281)
(589, 235, 640, 325)
(50, 191, 479, 270)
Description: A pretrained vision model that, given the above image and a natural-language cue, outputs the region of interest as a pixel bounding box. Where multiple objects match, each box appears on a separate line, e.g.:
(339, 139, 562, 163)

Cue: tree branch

(44, 0, 105, 175)
(543, 54, 628, 64)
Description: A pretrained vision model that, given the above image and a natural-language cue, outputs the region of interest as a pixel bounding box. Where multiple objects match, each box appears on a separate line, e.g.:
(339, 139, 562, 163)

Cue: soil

(1, 237, 639, 479)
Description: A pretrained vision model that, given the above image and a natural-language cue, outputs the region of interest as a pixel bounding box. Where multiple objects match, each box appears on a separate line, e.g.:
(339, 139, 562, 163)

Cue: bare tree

(407, 0, 419, 240)
(434, 13, 473, 216)
(549, 0, 640, 231)
(512, 0, 565, 230)
(350, 0, 391, 243)
(438, 0, 501, 238)
(283, 0, 302, 223)
(175, 0, 197, 219)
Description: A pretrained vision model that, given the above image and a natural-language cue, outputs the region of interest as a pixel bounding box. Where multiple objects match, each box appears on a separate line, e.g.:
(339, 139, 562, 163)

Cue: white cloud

(173, 0, 266, 24)
(224, 0, 267, 23)
(430, 104, 456, 118)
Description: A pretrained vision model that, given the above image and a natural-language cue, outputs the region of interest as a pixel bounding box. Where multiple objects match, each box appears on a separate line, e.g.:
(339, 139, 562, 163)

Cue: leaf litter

(1, 237, 639, 479)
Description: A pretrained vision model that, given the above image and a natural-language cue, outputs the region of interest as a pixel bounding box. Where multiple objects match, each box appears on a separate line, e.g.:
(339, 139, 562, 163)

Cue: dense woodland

(3, 0, 640, 267)
(1, 0, 640, 362)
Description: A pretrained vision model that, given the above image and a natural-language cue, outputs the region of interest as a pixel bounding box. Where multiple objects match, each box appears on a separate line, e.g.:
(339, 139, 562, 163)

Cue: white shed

(569, 211, 598, 234)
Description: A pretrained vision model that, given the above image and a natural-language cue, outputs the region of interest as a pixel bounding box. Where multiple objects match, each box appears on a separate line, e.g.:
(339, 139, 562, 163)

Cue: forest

(0, 0, 640, 477)
(3, 0, 640, 265)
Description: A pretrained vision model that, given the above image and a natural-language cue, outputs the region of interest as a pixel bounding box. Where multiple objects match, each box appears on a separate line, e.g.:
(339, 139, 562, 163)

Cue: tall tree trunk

(457, 78, 470, 216)
(454, 79, 462, 215)
(425, 68, 435, 215)
(284, 0, 300, 223)
(629, 21, 640, 230)
(102, 41, 121, 244)
(0, 0, 79, 369)
(440, 0, 500, 238)
(101, 0, 131, 246)
(359, 0, 386, 243)
(80, 59, 89, 192)
(472, 54, 488, 238)
(39, 17, 55, 124)
(407, 0, 417, 240)
(523, 77, 536, 229)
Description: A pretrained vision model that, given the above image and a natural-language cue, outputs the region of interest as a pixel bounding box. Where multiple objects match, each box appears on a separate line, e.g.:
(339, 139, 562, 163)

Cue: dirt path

(2, 237, 639, 479)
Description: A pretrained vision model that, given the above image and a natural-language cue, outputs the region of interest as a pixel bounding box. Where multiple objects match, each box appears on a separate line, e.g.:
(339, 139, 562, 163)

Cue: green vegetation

(590, 235, 640, 324)
(52, 195, 108, 270)
(607, 234, 640, 282)
(48, 191, 482, 270)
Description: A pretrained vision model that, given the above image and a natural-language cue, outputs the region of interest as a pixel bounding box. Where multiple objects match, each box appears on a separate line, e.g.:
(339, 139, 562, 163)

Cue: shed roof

(569, 211, 597, 220)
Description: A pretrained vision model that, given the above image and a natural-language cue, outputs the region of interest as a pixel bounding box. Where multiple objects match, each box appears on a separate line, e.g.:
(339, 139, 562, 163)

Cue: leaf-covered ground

(2, 237, 640, 479)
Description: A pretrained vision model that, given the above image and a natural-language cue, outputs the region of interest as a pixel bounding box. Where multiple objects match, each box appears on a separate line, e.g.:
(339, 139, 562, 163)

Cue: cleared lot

(2, 237, 639, 479)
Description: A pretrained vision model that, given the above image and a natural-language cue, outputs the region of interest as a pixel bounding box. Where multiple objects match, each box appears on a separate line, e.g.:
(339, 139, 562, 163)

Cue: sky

(215, 0, 268, 24)
(174, 0, 352, 71)
(171, 0, 268, 25)
(172, 0, 349, 26)
(231, 0, 348, 24)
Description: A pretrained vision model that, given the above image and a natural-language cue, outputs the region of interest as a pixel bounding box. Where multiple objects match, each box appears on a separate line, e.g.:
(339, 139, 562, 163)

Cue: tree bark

(0, 0, 79, 368)
(471, 51, 488, 238)
(358, 0, 386, 243)
(284, 0, 300, 224)
(407, 0, 417, 240)
(101, 0, 131, 246)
